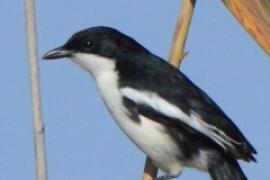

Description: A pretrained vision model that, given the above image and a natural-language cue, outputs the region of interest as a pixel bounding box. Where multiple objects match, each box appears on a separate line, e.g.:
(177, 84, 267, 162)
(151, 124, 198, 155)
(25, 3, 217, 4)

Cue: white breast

(71, 53, 183, 175)
(96, 73, 183, 175)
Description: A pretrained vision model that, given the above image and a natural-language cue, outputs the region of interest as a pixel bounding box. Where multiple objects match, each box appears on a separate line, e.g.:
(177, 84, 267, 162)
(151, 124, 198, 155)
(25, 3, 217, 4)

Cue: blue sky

(1, 0, 270, 179)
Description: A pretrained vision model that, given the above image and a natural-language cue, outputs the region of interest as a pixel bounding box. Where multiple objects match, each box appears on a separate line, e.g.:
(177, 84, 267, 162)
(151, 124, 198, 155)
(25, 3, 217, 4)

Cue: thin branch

(142, 157, 158, 180)
(142, 0, 196, 179)
(169, 0, 196, 67)
(24, 0, 48, 180)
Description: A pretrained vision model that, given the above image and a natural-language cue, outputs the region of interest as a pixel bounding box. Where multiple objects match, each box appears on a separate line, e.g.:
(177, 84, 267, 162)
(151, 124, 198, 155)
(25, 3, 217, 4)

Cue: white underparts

(70, 53, 184, 175)
(69, 53, 241, 173)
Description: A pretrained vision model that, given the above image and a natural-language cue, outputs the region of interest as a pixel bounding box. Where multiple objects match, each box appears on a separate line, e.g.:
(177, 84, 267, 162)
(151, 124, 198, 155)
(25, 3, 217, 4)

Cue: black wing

(117, 53, 256, 161)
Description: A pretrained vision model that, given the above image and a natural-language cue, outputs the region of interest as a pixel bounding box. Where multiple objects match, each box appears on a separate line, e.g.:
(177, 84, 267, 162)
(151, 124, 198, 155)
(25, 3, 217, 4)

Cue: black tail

(209, 159, 247, 180)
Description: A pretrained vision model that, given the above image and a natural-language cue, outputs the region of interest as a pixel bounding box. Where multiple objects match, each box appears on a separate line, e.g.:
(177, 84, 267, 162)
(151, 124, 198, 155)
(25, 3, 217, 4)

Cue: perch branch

(142, 0, 196, 179)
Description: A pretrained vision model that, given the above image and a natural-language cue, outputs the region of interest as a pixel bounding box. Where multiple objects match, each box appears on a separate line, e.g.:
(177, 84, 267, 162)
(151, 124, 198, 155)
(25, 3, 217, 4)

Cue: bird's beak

(42, 46, 73, 60)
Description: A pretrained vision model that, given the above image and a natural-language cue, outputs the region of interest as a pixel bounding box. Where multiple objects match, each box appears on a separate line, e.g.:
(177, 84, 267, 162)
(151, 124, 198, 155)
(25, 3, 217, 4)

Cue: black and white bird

(43, 26, 256, 180)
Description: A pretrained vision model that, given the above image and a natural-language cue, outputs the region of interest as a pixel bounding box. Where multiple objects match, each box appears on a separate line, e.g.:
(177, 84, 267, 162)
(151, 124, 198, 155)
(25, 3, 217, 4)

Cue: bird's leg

(153, 171, 182, 180)
(153, 174, 178, 180)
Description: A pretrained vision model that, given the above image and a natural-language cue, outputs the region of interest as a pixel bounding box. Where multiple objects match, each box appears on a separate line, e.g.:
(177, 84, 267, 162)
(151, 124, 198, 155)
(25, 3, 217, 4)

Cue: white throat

(71, 53, 122, 120)
(71, 53, 116, 80)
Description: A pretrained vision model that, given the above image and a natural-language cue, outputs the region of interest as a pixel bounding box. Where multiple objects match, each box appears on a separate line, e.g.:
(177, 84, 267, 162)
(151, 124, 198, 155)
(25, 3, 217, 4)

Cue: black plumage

(43, 26, 257, 180)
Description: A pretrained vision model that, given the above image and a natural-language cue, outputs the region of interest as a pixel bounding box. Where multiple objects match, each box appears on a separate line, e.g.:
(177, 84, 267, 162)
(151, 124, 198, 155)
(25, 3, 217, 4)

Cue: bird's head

(43, 26, 148, 76)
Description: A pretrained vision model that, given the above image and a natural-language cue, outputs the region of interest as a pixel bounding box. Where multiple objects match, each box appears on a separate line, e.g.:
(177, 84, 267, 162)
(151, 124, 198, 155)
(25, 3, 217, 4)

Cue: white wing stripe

(120, 87, 241, 150)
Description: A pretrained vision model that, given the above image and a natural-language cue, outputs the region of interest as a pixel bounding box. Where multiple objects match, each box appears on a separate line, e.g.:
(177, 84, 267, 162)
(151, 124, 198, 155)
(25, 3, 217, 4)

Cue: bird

(43, 26, 256, 180)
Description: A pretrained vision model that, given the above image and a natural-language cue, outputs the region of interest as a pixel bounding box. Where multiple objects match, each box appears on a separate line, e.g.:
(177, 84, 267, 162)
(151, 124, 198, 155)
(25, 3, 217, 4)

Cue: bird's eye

(82, 40, 94, 51)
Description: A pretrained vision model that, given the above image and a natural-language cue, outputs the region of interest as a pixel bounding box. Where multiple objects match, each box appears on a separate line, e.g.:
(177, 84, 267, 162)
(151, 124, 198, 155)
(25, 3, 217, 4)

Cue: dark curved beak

(42, 46, 73, 60)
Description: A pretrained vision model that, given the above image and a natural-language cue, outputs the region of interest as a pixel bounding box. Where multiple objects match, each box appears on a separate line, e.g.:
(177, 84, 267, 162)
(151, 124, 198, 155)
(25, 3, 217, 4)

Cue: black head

(43, 26, 148, 60)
